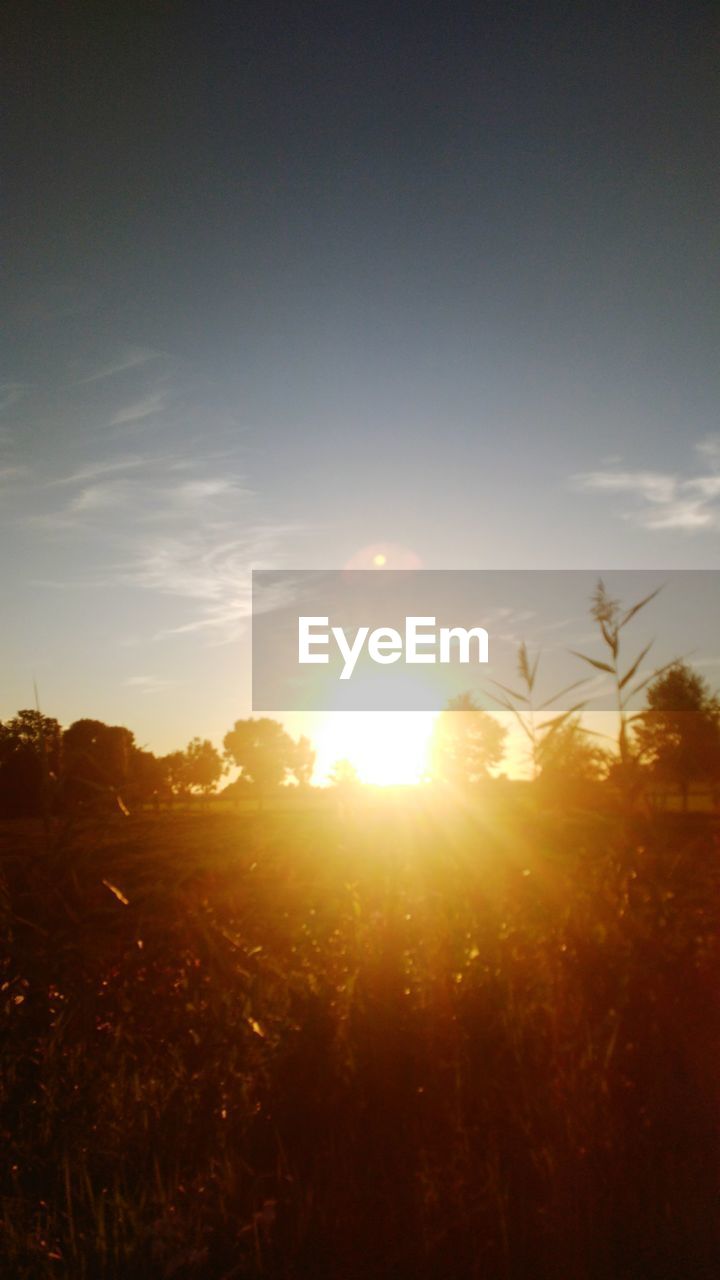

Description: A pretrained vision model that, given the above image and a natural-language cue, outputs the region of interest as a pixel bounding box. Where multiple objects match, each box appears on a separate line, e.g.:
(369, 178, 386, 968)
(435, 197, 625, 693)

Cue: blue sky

(2, 1, 719, 754)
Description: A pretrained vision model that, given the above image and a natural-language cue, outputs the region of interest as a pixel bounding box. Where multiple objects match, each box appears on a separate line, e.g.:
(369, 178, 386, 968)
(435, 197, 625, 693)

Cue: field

(2, 796, 720, 1278)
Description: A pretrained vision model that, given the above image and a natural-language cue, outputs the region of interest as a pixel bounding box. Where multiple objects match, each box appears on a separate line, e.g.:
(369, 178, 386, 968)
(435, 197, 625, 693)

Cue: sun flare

(313, 711, 436, 786)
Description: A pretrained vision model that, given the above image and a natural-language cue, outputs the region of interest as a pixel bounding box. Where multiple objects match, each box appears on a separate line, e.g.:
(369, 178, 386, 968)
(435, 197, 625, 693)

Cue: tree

(291, 735, 316, 787)
(536, 716, 609, 802)
(329, 758, 359, 789)
(0, 710, 62, 817)
(63, 719, 136, 795)
(162, 750, 191, 801)
(127, 748, 168, 807)
(184, 738, 224, 797)
(634, 662, 720, 810)
(222, 773, 254, 808)
(223, 718, 299, 806)
(431, 692, 507, 786)
(0, 709, 62, 762)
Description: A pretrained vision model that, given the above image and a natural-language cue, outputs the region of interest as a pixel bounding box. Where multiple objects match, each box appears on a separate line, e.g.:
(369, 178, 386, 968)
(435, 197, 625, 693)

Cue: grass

(2, 795, 720, 1278)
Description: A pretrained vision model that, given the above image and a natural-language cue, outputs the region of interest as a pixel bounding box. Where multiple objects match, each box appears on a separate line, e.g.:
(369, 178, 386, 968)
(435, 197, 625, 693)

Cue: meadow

(2, 792, 719, 1279)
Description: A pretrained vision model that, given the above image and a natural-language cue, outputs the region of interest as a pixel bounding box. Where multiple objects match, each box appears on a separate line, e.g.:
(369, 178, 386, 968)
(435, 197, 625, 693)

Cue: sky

(1, 0, 719, 759)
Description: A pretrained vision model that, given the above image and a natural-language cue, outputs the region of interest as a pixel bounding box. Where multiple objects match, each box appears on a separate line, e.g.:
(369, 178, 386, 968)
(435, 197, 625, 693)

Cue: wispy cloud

(573, 471, 677, 505)
(28, 442, 249, 527)
(25, 446, 296, 641)
(124, 522, 303, 643)
(123, 674, 177, 694)
(32, 463, 246, 533)
(76, 346, 163, 385)
(67, 484, 126, 514)
(108, 389, 168, 427)
(48, 456, 146, 488)
(172, 478, 245, 502)
(572, 437, 720, 531)
(695, 437, 720, 462)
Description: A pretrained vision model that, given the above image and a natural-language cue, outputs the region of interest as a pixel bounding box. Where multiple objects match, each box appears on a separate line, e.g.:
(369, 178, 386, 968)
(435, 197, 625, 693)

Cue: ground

(2, 799, 719, 1278)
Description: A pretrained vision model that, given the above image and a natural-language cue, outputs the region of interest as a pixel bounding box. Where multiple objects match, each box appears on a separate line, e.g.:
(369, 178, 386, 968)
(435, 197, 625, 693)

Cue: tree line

(0, 713, 316, 818)
(2, 583, 720, 817)
(2, 654, 719, 818)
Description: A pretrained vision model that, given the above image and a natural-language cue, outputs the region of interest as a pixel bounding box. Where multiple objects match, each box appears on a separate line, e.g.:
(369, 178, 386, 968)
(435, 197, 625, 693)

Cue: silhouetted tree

(184, 738, 224, 797)
(63, 719, 136, 807)
(162, 750, 191, 801)
(223, 717, 299, 807)
(634, 661, 720, 810)
(0, 710, 62, 817)
(292, 734, 316, 787)
(128, 749, 168, 808)
(431, 692, 506, 786)
(222, 773, 254, 809)
(536, 716, 609, 803)
(537, 716, 608, 780)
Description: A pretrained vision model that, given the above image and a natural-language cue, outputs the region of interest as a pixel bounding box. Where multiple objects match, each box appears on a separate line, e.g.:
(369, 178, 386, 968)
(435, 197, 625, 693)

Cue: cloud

(48, 456, 146, 488)
(22, 438, 299, 642)
(76, 347, 163, 384)
(67, 484, 126, 514)
(572, 439, 720, 532)
(33, 447, 247, 529)
(123, 674, 176, 694)
(641, 501, 715, 531)
(124, 522, 303, 643)
(108, 389, 168, 427)
(172, 479, 245, 502)
(573, 470, 677, 505)
(695, 435, 720, 462)
(684, 475, 720, 499)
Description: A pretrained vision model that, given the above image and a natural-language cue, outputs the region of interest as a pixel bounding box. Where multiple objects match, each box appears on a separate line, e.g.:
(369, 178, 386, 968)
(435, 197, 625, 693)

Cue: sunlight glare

(314, 711, 436, 785)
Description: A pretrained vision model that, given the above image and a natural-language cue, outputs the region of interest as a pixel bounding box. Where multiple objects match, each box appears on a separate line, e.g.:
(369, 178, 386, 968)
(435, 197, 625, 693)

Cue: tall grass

(2, 798, 719, 1278)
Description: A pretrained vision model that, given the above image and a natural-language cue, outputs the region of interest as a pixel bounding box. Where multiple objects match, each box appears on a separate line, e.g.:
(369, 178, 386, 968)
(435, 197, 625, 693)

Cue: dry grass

(2, 796, 720, 1278)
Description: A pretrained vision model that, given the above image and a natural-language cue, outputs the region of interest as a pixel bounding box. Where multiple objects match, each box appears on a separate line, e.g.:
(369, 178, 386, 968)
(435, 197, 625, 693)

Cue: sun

(313, 711, 436, 786)
(343, 543, 422, 569)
